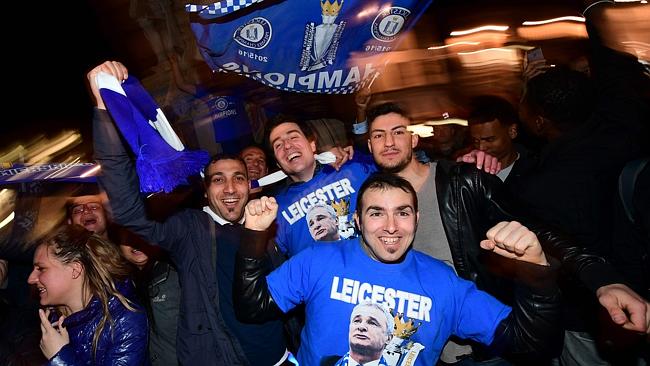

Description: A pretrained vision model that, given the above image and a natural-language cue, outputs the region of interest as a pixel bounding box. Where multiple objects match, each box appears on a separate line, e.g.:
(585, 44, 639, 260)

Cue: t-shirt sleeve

(274, 222, 288, 255)
(266, 247, 316, 312)
(450, 274, 512, 345)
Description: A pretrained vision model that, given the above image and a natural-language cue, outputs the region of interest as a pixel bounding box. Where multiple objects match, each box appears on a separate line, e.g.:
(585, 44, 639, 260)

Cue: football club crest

(300, 0, 346, 71)
(371, 7, 411, 42)
(234, 17, 272, 49)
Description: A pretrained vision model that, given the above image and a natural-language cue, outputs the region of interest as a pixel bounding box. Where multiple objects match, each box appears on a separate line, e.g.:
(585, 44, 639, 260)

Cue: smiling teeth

(381, 237, 398, 244)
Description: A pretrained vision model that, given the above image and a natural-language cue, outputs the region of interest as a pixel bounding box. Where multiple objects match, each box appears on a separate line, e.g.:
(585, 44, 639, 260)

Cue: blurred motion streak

(0, 211, 14, 230)
(458, 47, 520, 68)
(516, 22, 588, 40)
(428, 41, 480, 50)
(450, 25, 509, 36)
(522, 16, 585, 26)
(25, 131, 82, 164)
(80, 164, 102, 178)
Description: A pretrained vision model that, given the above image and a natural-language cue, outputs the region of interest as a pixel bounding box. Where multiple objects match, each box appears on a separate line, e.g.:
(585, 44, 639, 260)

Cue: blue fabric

(99, 76, 209, 193)
(266, 240, 511, 366)
(47, 281, 148, 366)
(274, 159, 376, 257)
(0, 163, 98, 184)
(216, 225, 287, 365)
(187, 0, 432, 93)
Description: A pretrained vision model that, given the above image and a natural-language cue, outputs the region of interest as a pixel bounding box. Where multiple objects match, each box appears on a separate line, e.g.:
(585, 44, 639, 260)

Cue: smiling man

(89, 61, 291, 366)
(232, 173, 562, 366)
(67, 194, 109, 239)
(267, 115, 375, 257)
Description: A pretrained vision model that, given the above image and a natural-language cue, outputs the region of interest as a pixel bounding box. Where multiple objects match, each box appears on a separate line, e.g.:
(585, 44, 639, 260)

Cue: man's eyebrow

(271, 129, 302, 145)
(365, 205, 385, 212)
(397, 205, 414, 211)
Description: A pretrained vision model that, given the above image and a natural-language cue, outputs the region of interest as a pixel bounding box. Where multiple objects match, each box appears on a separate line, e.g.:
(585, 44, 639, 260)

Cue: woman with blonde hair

(27, 224, 148, 365)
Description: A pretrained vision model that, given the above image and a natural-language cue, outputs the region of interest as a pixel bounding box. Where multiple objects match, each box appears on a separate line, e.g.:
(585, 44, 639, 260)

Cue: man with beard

(232, 173, 562, 366)
(89, 60, 291, 366)
(365, 102, 649, 365)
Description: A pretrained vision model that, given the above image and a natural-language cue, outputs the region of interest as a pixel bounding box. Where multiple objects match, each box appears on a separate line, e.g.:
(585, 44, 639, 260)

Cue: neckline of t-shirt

(352, 239, 415, 272)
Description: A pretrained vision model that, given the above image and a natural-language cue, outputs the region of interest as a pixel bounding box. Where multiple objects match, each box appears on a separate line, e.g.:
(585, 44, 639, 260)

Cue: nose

(223, 179, 235, 193)
(479, 141, 487, 151)
(384, 215, 397, 234)
(27, 269, 38, 285)
(385, 133, 395, 147)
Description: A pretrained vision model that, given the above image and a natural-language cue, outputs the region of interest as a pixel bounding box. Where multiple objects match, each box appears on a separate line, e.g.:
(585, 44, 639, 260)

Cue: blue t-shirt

(274, 159, 376, 257)
(267, 240, 511, 366)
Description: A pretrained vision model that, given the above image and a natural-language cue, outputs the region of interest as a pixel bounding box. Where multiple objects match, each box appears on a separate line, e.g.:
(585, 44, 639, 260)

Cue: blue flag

(187, 0, 432, 93)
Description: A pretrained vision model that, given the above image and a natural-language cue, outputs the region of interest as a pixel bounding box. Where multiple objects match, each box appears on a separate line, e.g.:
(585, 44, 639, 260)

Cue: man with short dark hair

(240, 145, 268, 197)
(233, 173, 561, 366)
(468, 96, 523, 182)
(267, 115, 374, 256)
(365, 100, 649, 364)
(89, 61, 290, 366)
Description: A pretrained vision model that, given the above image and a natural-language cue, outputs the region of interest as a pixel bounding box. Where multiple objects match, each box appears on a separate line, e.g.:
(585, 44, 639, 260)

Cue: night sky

(3, 2, 122, 151)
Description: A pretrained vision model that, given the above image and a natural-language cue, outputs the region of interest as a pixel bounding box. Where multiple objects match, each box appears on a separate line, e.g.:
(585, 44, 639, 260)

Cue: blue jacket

(48, 281, 148, 366)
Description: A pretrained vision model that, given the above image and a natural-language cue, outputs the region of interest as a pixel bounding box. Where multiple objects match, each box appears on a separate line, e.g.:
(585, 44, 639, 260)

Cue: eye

(369, 211, 383, 217)
(211, 176, 224, 184)
(371, 132, 384, 139)
(393, 129, 405, 135)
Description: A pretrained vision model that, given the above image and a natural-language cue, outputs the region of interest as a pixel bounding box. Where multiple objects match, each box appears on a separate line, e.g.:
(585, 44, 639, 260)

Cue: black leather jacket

(234, 230, 562, 361)
(435, 161, 623, 303)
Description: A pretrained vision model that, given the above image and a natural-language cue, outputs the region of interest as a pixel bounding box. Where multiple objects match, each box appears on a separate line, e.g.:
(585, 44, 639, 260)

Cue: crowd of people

(1, 1, 649, 366)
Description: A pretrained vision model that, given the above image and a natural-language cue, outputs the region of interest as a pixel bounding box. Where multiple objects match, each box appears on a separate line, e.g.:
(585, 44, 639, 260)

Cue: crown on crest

(331, 198, 350, 217)
(393, 313, 420, 339)
(321, 0, 343, 16)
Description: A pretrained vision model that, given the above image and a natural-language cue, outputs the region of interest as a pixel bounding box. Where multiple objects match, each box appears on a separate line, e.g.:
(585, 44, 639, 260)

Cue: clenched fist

(480, 221, 548, 266)
(244, 196, 278, 231)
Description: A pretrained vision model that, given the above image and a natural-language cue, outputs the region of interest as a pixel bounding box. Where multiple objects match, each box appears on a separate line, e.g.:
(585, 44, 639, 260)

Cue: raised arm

(234, 197, 284, 323)
(479, 221, 563, 359)
(89, 61, 191, 261)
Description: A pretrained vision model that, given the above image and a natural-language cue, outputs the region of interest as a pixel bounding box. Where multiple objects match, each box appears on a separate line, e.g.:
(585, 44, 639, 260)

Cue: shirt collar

(203, 206, 245, 225)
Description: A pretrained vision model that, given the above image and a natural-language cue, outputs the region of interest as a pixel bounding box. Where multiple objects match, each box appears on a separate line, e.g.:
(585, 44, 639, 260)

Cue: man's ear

(411, 132, 419, 149)
(535, 117, 546, 135)
(367, 138, 372, 153)
(353, 212, 360, 231)
(67, 218, 72, 225)
(509, 124, 518, 139)
(310, 140, 317, 153)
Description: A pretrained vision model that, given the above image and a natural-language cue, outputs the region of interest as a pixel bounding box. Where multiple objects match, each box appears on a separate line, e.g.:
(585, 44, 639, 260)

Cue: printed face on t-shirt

(348, 304, 391, 362)
(355, 187, 418, 263)
(307, 204, 339, 241)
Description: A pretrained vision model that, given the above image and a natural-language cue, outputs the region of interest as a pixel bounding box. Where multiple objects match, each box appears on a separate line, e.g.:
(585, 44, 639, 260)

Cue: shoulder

(412, 250, 457, 275)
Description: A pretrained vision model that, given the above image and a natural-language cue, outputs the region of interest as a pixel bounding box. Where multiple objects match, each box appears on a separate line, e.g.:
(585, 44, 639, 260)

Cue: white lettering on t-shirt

(330, 276, 432, 322)
(281, 178, 356, 225)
